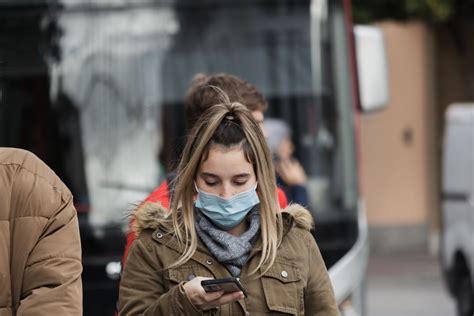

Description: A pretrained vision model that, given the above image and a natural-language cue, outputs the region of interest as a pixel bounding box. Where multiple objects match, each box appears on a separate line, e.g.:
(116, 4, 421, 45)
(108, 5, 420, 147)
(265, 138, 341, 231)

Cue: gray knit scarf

(195, 207, 260, 277)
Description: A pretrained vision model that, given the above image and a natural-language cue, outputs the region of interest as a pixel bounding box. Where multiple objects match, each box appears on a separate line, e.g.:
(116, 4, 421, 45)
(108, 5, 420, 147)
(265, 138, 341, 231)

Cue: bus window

(0, 0, 362, 314)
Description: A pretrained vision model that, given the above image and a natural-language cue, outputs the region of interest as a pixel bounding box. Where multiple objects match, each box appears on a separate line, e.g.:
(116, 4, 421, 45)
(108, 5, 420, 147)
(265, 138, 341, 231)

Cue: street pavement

(367, 250, 457, 316)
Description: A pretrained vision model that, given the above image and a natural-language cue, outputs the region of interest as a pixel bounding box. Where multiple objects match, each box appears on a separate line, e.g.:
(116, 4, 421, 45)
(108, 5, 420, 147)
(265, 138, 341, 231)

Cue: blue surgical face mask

(194, 183, 260, 230)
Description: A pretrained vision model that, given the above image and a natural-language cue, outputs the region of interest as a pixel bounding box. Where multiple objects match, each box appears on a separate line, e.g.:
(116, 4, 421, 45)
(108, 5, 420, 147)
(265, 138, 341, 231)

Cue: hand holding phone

(183, 276, 245, 311)
(201, 277, 248, 298)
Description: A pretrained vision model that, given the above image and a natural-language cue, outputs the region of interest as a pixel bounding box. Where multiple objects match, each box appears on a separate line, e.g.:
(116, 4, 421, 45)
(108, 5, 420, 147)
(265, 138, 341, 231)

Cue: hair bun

(192, 73, 209, 84)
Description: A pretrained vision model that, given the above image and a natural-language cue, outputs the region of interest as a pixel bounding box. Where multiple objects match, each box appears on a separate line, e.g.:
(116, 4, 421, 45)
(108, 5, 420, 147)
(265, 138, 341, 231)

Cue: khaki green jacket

(119, 204, 339, 315)
(0, 148, 82, 316)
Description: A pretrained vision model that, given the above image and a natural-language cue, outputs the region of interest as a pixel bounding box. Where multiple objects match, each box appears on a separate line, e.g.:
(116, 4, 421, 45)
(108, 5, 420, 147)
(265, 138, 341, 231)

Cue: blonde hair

(169, 87, 283, 275)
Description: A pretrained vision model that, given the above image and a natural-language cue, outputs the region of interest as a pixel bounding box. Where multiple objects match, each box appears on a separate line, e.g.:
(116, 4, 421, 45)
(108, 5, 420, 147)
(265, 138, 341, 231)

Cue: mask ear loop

(192, 182, 200, 202)
(193, 181, 200, 194)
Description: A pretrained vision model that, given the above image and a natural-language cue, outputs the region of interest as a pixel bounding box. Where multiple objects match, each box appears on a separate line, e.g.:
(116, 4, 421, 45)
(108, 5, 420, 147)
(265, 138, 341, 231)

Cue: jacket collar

(136, 201, 313, 254)
(149, 212, 294, 258)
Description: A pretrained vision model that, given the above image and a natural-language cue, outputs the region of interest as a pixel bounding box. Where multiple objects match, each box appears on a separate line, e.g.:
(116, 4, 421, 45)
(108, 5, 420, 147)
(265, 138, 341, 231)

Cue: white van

(441, 103, 474, 316)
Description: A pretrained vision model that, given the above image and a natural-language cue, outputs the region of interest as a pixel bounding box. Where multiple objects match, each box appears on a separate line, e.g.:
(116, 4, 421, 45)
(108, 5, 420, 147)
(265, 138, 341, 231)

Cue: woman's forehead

(198, 144, 254, 176)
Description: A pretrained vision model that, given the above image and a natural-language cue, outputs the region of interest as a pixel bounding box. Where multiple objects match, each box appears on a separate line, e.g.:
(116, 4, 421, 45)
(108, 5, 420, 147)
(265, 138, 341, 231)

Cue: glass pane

(0, 0, 357, 230)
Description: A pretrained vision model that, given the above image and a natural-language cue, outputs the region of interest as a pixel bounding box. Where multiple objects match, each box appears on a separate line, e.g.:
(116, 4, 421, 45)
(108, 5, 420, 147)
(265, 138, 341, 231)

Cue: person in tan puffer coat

(0, 148, 82, 316)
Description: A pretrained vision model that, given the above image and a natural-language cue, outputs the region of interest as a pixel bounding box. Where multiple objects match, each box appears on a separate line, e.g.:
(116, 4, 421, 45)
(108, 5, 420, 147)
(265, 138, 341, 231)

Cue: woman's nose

(220, 184, 234, 199)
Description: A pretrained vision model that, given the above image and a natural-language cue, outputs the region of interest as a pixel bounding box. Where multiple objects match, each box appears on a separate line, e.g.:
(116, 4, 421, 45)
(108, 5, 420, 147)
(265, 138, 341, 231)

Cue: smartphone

(201, 277, 248, 298)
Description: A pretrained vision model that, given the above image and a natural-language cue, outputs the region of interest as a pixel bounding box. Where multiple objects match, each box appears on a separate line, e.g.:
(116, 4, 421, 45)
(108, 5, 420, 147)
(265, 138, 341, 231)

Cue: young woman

(118, 93, 339, 315)
(121, 73, 288, 268)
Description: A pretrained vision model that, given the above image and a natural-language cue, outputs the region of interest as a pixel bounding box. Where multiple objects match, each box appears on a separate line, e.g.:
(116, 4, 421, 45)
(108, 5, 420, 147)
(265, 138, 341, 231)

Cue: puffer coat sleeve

(16, 197, 83, 315)
(0, 148, 82, 315)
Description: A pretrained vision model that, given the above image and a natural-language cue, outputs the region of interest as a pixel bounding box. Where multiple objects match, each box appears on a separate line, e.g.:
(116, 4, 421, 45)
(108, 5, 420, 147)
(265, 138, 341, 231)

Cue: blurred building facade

(360, 20, 474, 254)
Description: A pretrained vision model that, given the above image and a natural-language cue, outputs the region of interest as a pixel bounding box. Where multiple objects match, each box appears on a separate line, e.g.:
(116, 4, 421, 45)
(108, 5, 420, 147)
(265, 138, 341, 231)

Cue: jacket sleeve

(16, 197, 83, 315)
(276, 186, 288, 208)
(118, 236, 214, 316)
(304, 234, 340, 315)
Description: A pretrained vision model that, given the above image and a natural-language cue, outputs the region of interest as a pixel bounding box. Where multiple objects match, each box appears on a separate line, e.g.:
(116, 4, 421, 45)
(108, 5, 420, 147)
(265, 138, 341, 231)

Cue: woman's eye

(233, 181, 247, 186)
(205, 181, 218, 186)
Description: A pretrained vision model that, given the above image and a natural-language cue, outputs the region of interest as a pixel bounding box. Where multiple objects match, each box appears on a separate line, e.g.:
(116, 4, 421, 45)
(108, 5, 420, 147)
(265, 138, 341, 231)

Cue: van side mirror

(354, 25, 389, 112)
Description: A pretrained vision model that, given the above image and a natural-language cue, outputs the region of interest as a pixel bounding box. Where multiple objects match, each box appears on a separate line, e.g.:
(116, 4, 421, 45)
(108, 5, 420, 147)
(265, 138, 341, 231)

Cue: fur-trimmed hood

(132, 201, 171, 236)
(132, 202, 314, 237)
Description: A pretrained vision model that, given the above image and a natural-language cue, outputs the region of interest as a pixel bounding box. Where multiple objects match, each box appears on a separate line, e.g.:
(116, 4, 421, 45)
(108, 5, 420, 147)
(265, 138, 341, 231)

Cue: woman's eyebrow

(233, 173, 251, 178)
(200, 172, 250, 178)
(200, 172, 219, 178)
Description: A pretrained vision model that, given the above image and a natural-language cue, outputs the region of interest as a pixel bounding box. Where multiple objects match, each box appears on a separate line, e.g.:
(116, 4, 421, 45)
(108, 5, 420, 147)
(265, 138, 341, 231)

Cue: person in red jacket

(122, 73, 288, 266)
